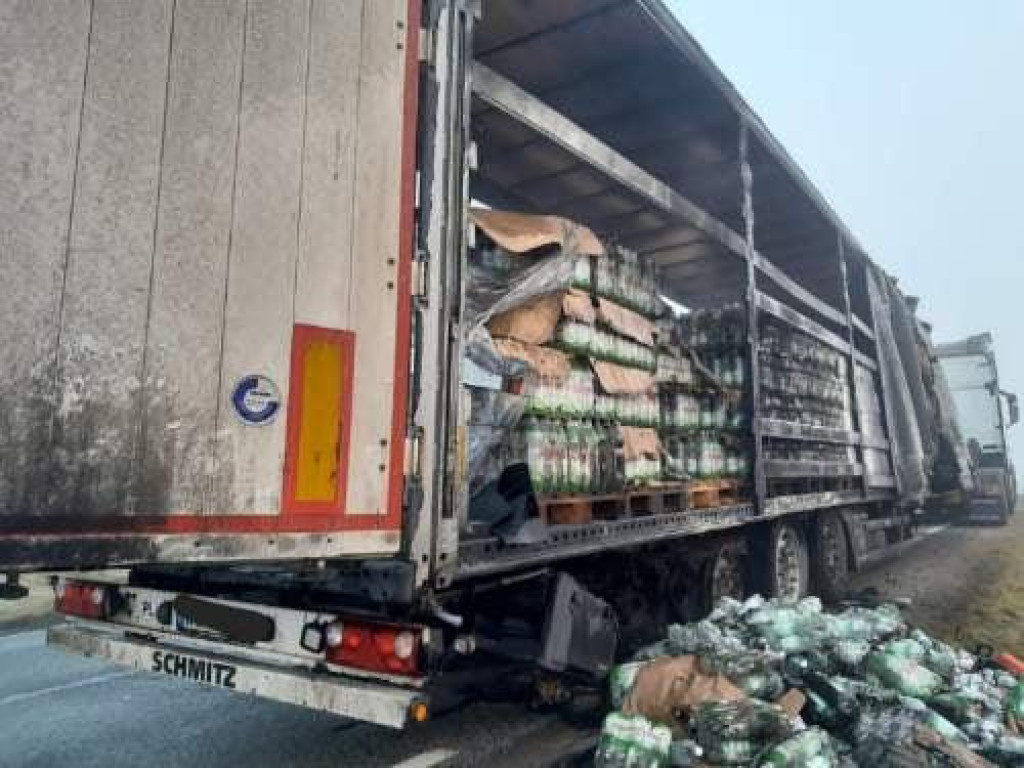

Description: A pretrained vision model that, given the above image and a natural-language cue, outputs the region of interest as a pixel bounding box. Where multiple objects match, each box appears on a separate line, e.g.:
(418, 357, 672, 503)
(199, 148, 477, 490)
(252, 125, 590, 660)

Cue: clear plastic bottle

(573, 255, 592, 290)
(525, 419, 549, 493)
(699, 397, 714, 429)
(685, 439, 699, 478)
(545, 422, 566, 494)
(595, 423, 613, 493)
(571, 422, 591, 493)
(586, 423, 599, 493)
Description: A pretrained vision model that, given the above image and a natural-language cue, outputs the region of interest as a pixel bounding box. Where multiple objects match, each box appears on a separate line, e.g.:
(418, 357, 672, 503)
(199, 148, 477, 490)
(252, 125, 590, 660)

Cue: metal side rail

(456, 504, 756, 580)
(47, 622, 425, 729)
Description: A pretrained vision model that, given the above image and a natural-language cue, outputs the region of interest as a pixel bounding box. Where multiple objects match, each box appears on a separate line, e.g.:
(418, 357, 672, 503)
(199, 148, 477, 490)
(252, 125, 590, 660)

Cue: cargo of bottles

(661, 392, 745, 432)
(684, 303, 747, 349)
(516, 418, 633, 494)
(663, 433, 751, 481)
(764, 438, 851, 464)
(553, 321, 657, 371)
(522, 364, 661, 427)
(758, 319, 850, 430)
(571, 247, 661, 318)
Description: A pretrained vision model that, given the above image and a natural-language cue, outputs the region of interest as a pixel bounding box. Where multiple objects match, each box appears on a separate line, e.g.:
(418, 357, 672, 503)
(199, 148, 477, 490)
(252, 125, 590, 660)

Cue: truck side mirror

(1004, 392, 1019, 427)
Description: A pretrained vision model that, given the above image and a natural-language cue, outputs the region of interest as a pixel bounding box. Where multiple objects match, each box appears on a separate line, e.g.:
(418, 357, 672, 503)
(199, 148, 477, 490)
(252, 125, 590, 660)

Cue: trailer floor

(850, 509, 1024, 657)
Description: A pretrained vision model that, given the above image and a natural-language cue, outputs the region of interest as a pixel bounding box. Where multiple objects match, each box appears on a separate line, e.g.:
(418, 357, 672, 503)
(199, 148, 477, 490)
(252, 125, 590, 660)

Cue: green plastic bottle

(594, 712, 671, 768)
(757, 728, 836, 767)
(866, 651, 942, 699)
(1009, 682, 1024, 721)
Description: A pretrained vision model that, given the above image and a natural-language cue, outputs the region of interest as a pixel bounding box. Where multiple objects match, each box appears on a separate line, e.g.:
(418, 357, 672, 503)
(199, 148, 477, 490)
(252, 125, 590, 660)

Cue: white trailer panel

(0, 0, 420, 568)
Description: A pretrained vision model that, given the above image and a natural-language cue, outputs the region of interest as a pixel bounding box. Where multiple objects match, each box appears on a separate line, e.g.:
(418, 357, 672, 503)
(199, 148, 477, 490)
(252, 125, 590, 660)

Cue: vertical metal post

(865, 266, 902, 500)
(837, 234, 864, 492)
(739, 123, 766, 510)
(406, 0, 476, 591)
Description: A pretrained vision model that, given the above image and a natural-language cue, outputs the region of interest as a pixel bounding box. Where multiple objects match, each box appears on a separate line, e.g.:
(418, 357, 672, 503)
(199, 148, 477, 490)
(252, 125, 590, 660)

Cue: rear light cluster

(54, 580, 111, 619)
(322, 619, 423, 678)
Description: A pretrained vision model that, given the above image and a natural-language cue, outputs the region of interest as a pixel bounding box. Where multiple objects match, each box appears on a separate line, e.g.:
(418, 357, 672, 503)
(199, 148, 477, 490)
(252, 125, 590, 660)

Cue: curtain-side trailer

(0, 0, 979, 728)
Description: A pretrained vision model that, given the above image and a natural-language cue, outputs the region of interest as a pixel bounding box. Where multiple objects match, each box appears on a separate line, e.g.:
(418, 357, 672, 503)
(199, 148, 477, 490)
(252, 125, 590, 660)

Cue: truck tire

(751, 521, 810, 600)
(702, 538, 747, 613)
(811, 513, 850, 602)
(995, 495, 1011, 526)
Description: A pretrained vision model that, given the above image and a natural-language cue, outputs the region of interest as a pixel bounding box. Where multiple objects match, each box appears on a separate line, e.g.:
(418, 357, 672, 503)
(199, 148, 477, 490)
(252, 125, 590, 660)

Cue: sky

(668, 0, 1024, 472)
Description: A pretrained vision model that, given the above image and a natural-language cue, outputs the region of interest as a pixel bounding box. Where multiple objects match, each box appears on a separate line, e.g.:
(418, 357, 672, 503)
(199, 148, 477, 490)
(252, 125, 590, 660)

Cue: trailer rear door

(0, 0, 421, 569)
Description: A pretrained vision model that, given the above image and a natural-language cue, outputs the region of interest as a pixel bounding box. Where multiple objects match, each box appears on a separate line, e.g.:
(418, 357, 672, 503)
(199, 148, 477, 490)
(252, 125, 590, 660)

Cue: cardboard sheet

(592, 360, 656, 395)
(620, 427, 662, 461)
(597, 297, 656, 347)
(623, 656, 746, 730)
(493, 338, 571, 384)
(562, 288, 597, 325)
(487, 293, 564, 345)
(471, 209, 604, 257)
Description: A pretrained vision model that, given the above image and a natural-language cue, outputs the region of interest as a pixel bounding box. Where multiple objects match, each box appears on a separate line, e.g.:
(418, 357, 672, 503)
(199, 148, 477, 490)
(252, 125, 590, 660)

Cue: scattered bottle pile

(597, 596, 1024, 767)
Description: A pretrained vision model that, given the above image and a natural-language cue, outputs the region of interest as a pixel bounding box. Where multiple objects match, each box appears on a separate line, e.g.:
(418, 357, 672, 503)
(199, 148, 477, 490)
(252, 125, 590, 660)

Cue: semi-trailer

(0, 0, 1010, 728)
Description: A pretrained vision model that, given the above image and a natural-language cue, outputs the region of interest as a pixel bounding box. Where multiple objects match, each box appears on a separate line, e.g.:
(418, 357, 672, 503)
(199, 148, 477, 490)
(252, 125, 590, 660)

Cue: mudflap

(537, 573, 619, 680)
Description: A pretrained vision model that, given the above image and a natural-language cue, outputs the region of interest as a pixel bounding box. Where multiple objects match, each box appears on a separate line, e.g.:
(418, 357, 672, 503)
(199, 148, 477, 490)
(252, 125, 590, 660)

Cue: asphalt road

(0, 626, 563, 768)
(3, 521, 1007, 768)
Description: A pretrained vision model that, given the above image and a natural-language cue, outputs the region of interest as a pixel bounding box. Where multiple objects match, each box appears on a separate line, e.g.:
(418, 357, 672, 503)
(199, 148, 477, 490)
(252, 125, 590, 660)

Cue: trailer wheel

(812, 513, 850, 602)
(995, 495, 1011, 526)
(703, 539, 747, 612)
(754, 522, 809, 600)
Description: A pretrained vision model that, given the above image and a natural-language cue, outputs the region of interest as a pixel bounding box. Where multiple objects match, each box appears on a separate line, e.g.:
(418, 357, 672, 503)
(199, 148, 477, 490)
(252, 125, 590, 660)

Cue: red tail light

(55, 581, 111, 620)
(324, 620, 423, 678)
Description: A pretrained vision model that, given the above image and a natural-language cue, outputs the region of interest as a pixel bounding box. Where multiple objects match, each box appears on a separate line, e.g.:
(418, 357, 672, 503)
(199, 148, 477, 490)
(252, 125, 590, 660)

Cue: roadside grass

(939, 511, 1024, 657)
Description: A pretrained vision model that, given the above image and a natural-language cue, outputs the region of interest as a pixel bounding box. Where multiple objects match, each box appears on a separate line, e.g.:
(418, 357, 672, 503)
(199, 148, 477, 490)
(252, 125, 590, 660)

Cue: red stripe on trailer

(383, 0, 423, 532)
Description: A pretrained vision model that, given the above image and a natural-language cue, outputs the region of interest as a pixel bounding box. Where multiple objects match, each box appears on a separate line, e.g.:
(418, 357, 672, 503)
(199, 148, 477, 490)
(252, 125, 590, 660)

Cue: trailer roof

(472, 0, 874, 313)
(935, 334, 994, 358)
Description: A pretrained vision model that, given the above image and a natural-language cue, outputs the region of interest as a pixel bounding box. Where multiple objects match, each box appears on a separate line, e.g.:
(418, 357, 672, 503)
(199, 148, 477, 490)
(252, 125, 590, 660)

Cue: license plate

(152, 649, 237, 689)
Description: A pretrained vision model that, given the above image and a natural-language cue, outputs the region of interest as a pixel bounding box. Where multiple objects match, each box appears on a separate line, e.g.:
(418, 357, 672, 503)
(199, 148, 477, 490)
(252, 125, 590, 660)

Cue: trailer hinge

(404, 427, 424, 481)
(418, 27, 434, 65)
(413, 256, 429, 299)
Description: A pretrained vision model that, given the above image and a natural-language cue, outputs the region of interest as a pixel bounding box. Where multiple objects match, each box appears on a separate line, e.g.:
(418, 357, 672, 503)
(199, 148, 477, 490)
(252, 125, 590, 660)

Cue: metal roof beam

(471, 62, 748, 261)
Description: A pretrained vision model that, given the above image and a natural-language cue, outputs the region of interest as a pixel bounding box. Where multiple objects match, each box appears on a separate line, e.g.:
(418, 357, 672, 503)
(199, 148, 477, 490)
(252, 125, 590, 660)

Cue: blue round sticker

(231, 375, 281, 426)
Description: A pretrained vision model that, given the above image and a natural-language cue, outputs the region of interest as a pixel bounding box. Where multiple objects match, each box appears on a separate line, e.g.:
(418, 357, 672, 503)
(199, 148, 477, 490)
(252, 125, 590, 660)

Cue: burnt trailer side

(449, 0, 914, 600)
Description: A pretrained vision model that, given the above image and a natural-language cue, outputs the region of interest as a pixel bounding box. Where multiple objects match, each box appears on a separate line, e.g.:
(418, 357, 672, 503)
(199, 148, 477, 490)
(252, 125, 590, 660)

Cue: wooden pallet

(536, 484, 688, 524)
(687, 478, 741, 509)
(623, 484, 688, 517)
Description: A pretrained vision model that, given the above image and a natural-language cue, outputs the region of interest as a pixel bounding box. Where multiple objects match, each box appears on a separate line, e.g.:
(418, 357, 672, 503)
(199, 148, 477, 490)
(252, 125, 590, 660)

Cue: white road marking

(391, 749, 459, 767)
(0, 630, 45, 655)
(0, 671, 135, 707)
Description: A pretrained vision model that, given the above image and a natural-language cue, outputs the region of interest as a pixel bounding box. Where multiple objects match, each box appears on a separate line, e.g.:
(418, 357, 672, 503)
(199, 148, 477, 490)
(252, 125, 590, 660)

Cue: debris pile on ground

(595, 596, 1024, 767)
